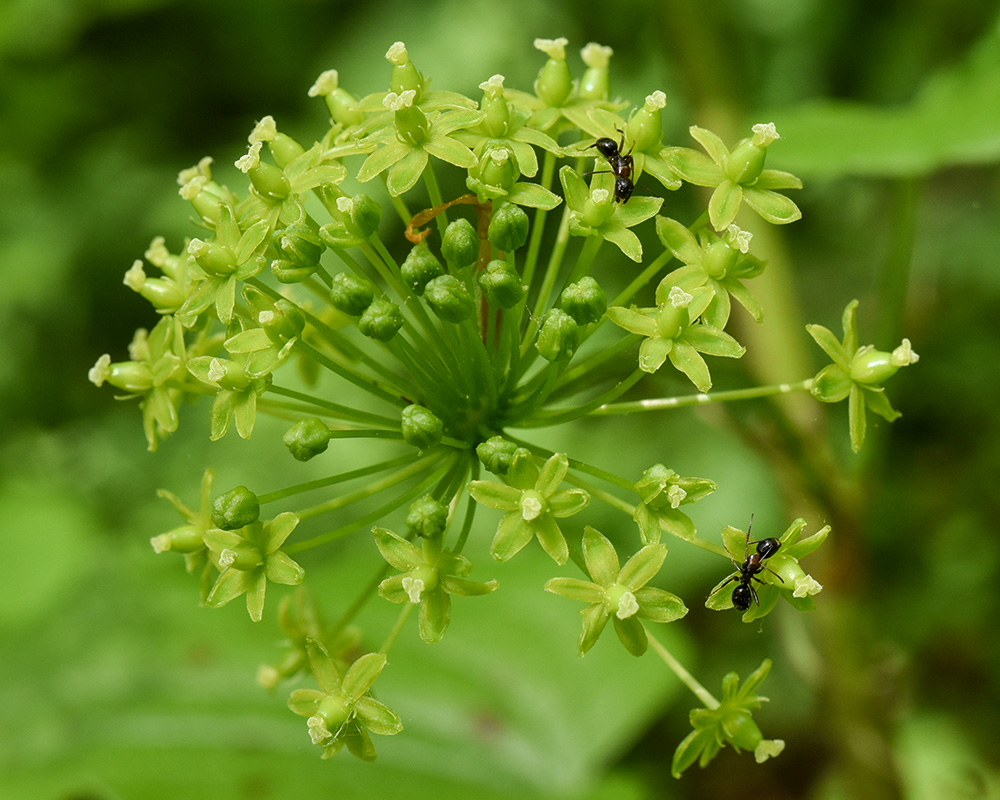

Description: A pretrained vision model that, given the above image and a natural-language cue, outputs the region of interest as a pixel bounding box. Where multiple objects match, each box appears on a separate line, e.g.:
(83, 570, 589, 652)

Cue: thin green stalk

(422, 162, 449, 239)
(379, 603, 415, 655)
(292, 339, 408, 407)
(521, 149, 558, 290)
(520, 368, 645, 427)
(266, 384, 400, 427)
(645, 626, 719, 709)
(590, 378, 813, 416)
(256, 452, 418, 505)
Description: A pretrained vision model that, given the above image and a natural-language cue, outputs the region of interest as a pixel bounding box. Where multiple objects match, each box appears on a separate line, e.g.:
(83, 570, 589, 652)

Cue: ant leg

(707, 573, 739, 599)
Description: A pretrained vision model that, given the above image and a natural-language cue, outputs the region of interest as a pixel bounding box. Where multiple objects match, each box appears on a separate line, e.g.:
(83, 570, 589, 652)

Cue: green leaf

(617, 544, 667, 589)
(612, 614, 647, 656)
(386, 148, 429, 196)
(688, 125, 730, 166)
(708, 181, 743, 231)
(505, 181, 562, 209)
(668, 341, 712, 392)
(582, 526, 620, 586)
(663, 146, 722, 186)
(742, 187, 802, 225)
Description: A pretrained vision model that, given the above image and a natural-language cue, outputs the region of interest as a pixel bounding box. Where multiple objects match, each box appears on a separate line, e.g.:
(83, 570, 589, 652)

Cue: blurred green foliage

(2, 0, 999, 798)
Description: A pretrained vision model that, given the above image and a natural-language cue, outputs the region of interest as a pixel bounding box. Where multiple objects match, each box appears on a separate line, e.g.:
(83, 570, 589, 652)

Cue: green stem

(590, 378, 814, 416)
(521, 149, 557, 290)
(293, 339, 407, 408)
(266, 385, 399, 427)
(520, 368, 645, 427)
(379, 603, 415, 655)
(423, 162, 449, 240)
(645, 626, 719, 709)
(256, 453, 418, 505)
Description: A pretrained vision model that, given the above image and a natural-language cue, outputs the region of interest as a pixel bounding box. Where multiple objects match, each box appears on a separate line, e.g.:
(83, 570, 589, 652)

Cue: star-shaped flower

(656, 217, 766, 328)
(606, 284, 745, 390)
(288, 639, 402, 761)
(467, 451, 589, 565)
(544, 526, 688, 656)
(373, 525, 498, 643)
(559, 166, 662, 262)
(665, 123, 802, 231)
(806, 300, 919, 452)
(203, 511, 304, 622)
(186, 349, 272, 440)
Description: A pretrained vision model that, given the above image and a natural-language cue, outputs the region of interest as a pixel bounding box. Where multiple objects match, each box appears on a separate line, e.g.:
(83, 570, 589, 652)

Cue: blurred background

(2, 0, 999, 798)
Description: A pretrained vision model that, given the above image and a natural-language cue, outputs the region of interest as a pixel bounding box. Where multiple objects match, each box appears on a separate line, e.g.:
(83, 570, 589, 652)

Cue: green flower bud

(271, 259, 315, 283)
(849, 346, 899, 385)
(123, 261, 185, 312)
(188, 238, 236, 277)
(702, 239, 739, 279)
(401, 404, 444, 450)
(478, 146, 519, 193)
(283, 418, 333, 461)
(212, 485, 260, 530)
(440, 218, 479, 270)
(724, 711, 764, 752)
(90, 357, 153, 393)
(488, 202, 529, 251)
(578, 43, 613, 100)
(536, 308, 579, 361)
(406, 495, 448, 539)
(400, 245, 444, 294)
(358, 297, 403, 341)
(244, 156, 291, 200)
(384, 90, 429, 146)
(479, 75, 510, 137)
(424, 275, 474, 323)
(309, 70, 364, 127)
(478, 259, 524, 309)
(580, 187, 615, 229)
(476, 436, 520, 475)
(533, 37, 573, 107)
(329, 272, 375, 316)
(558, 277, 607, 325)
(386, 41, 425, 100)
(341, 194, 382, 240)
(277, 221, 324, 269)
(150, 524, 204, 554)
(626, 91, 667, 152)
(727, 140, 766, 184)
(259, 298, 306, 343)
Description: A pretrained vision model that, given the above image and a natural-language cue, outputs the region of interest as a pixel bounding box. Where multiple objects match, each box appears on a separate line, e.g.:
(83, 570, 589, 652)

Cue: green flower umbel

(468, 451, 589, 565)
(288, 639, 402, 761)
(807, 299, 919, 452)
(545, 526, 687, 656)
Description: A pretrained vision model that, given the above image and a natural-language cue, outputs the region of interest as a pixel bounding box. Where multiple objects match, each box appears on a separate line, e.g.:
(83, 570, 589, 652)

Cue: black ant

(586, 129, 635, 204)
(709, 516, 784, 611)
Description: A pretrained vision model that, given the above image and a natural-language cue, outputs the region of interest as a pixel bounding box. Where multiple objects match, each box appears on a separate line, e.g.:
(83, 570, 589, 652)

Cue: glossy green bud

(401, 404, 443, 450)
(406, 495, 448, 539)
(849, 347, 898, 385)
(558, 277, 606, 325)
(441, 218, 479, 270)
(488, 202, 529, 251)
(478, 259, 524, 309)
(533, 38, 573, 107)
(211, 486, 260, 530)
(424, 275, 474, 323)
(476, 436, 520, 475)
(358, 297, 403, 341)
(329, 272, 375, 316)
(342, 193, 382, 239)
(578, 43, 613, 100)
(400, 245, 444, 295)
(626, 91, 667, 152)
(247, 159, 291, 201)
(536, 308, 579, 361)
(278, 221, 324, 268)
(189, 238, 236, 277)
(150, 525, 204, 555)
(283, 417, 332, 461)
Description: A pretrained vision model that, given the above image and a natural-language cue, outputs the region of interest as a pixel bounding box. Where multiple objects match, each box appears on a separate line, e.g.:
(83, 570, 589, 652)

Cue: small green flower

(468, 451, 589, 565)
(374, 525, 498, 643)
(203, 511, 304, 622)
(581, 91, 682, 193)
(632, 464, 717, 544)
(706, 518, 828, 621)
(354, 89, 479, 197)
(288, 639, 402, 761)
(222, 285, 303, 378)
(665, 123, 802, 231)
(544, 526, 688, 656)
(606, 284, 745, 390)
(559, 165, 662, 262)
(180, 204, 269, 324)
(656, 217, 766, 328)
(122, 237, 198, 315)
(671, 659, 784, 777)
(806, 300, 919, 452)
(87, 315, 189, 451)
(150, 468, 217, 603)
(506, 38, 622, 133)
(186, 350, 272, 440)
(466, 141, 562, 209)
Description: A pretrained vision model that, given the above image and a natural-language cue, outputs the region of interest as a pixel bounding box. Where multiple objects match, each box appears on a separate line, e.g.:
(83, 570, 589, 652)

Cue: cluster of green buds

(91, 37, 917, 772)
